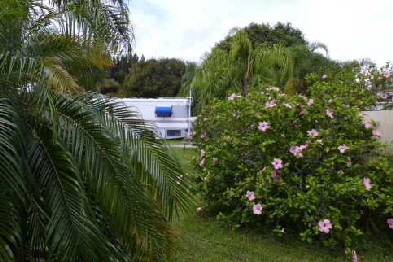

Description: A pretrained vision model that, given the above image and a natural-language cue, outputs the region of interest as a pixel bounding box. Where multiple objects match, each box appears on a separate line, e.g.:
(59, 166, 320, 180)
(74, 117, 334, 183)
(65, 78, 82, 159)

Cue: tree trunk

(241, 61, 250, 95)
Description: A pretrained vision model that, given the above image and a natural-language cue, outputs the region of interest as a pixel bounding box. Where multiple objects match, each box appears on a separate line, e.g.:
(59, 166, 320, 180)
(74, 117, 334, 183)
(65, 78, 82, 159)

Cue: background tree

(179, 62, 197, 96)
(190, 30, 293, 112)
(0, 1, 191, 261)
(216, 22, 307, 51)
(110, 54, 140, 85)
(119, 58, 186, 98)
(214, 23, 339, 94)
(184, 22, 341, 113)
(97, 54, 140, 96)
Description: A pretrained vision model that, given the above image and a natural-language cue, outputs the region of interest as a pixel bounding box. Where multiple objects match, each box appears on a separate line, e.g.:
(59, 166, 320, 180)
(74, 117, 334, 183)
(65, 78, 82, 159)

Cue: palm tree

(190, 30, 293, 112)
(0, 1, 191, 261)
(283, 41, 339, 94)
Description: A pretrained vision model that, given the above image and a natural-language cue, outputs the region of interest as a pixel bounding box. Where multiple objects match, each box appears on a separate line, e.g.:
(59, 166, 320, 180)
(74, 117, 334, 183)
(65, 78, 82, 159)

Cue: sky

(129, 0, 393, 66)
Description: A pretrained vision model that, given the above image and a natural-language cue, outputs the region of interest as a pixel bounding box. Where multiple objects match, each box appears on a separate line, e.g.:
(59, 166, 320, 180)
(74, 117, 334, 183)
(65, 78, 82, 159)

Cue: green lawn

(169, 148, 393, 262)
(162, 138, 193, 145)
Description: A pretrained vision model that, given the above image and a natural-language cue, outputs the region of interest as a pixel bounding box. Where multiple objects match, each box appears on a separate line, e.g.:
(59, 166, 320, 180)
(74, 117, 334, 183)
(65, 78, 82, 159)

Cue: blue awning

(155, 106, 172, 114)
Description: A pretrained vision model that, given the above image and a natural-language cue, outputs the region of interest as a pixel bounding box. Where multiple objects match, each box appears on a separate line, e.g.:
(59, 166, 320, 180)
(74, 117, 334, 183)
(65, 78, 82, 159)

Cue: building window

(167, 130, 181, 137)
(155, 106, 172, 117)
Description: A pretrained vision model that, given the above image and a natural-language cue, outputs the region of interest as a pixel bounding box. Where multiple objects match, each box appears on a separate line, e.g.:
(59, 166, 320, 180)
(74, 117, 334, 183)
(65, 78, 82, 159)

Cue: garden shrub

(193, 85, 393, 251)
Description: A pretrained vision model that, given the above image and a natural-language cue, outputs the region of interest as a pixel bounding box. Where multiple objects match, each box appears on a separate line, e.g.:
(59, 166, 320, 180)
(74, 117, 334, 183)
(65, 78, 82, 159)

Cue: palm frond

(28, 123, 111, 262)
(42, 92, 180, 260)
(42, 57, 81, 92)
(0, 98, 25, 200)
(0, 190, 17, 262)
(309, 41, 329, 56)
(60, 0, 133, 53)
(67, 93, 193, 220)
(253, 43, 294, 81)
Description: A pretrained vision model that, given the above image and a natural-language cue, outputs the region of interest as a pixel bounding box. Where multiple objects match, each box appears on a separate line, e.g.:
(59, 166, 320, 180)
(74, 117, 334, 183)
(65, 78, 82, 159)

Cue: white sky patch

(130, 0, 393, 65)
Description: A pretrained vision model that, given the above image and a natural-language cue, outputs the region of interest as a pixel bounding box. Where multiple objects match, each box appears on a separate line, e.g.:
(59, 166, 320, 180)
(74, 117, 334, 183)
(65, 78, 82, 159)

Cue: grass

(170, 147, 197, 174)
(169, 148, 393, 262)
(161, 138, 193, 145)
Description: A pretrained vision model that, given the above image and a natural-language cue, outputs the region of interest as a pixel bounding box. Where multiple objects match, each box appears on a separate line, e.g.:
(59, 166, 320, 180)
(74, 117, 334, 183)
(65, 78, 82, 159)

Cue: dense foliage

(119, 58, 186, 98)
(216, 22, 307, 51)
(188, 30, 292, 113)
(193, 80, 393, 252)
(214, 22, 339, 80)
(184, 22, 340, 114)
(0, 0, 191, 261)
(109, 54, 140, 85)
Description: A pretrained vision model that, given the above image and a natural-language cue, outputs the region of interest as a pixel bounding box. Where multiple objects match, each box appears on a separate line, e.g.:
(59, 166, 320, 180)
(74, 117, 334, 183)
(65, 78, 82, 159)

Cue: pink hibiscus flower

(307, 129, 319, 137)
(338, 144, 349, 153)
(326, 109, 334, 118)
(289, 145, 307, 158)
(372, 130, 381, 137)
(289, 146, 302, 157)
(289, 144, 308, 157)
(307, 99, 314, 106)
(246, 190, 255, 201)
(387, 218, 393, 229)
(271, 158, 283, 170)
(363, 119, 373, 129)
(299, 144, 308, 150)
(318, 219, 332, 233)
(363, 177, 372, 191)
(380, 92, 388, 99)
(253, 204, 263, 215)
(258, 121, 270, 132)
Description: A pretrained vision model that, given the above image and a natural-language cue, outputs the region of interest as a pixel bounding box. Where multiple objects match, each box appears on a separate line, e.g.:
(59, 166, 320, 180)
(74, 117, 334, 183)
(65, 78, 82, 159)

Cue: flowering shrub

(306, 63, 393, 110)
(355, 63, 393, 92)
(306, 69, 377, 111)
(193, 87, 393, 250)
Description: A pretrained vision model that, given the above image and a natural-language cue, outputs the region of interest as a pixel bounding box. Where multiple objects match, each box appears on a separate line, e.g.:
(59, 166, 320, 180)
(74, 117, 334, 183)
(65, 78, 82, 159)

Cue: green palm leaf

(0, 0, 191, 261)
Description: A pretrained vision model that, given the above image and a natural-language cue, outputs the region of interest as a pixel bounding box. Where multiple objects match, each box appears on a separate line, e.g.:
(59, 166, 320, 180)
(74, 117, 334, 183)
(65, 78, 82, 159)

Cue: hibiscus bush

(193, 86, 393, 251)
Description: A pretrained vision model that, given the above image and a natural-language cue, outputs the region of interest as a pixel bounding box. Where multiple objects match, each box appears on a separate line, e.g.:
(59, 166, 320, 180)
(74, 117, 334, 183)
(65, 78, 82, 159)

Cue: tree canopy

(216, 22, 307, 51)
(181, 22, 341, 112)
(186, 30, 293, 112)
(119, 58, 186, 98)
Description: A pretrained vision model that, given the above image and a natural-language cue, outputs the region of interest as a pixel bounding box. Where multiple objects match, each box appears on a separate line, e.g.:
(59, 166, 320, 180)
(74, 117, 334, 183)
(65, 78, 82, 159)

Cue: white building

(116, 97, 195, 139)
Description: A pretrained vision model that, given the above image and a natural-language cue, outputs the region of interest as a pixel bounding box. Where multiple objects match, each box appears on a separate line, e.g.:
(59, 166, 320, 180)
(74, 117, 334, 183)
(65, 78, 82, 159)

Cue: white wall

(116, 98, 193, 139)
(118, 98, 189, 120)
(362, 110, 393, 146)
